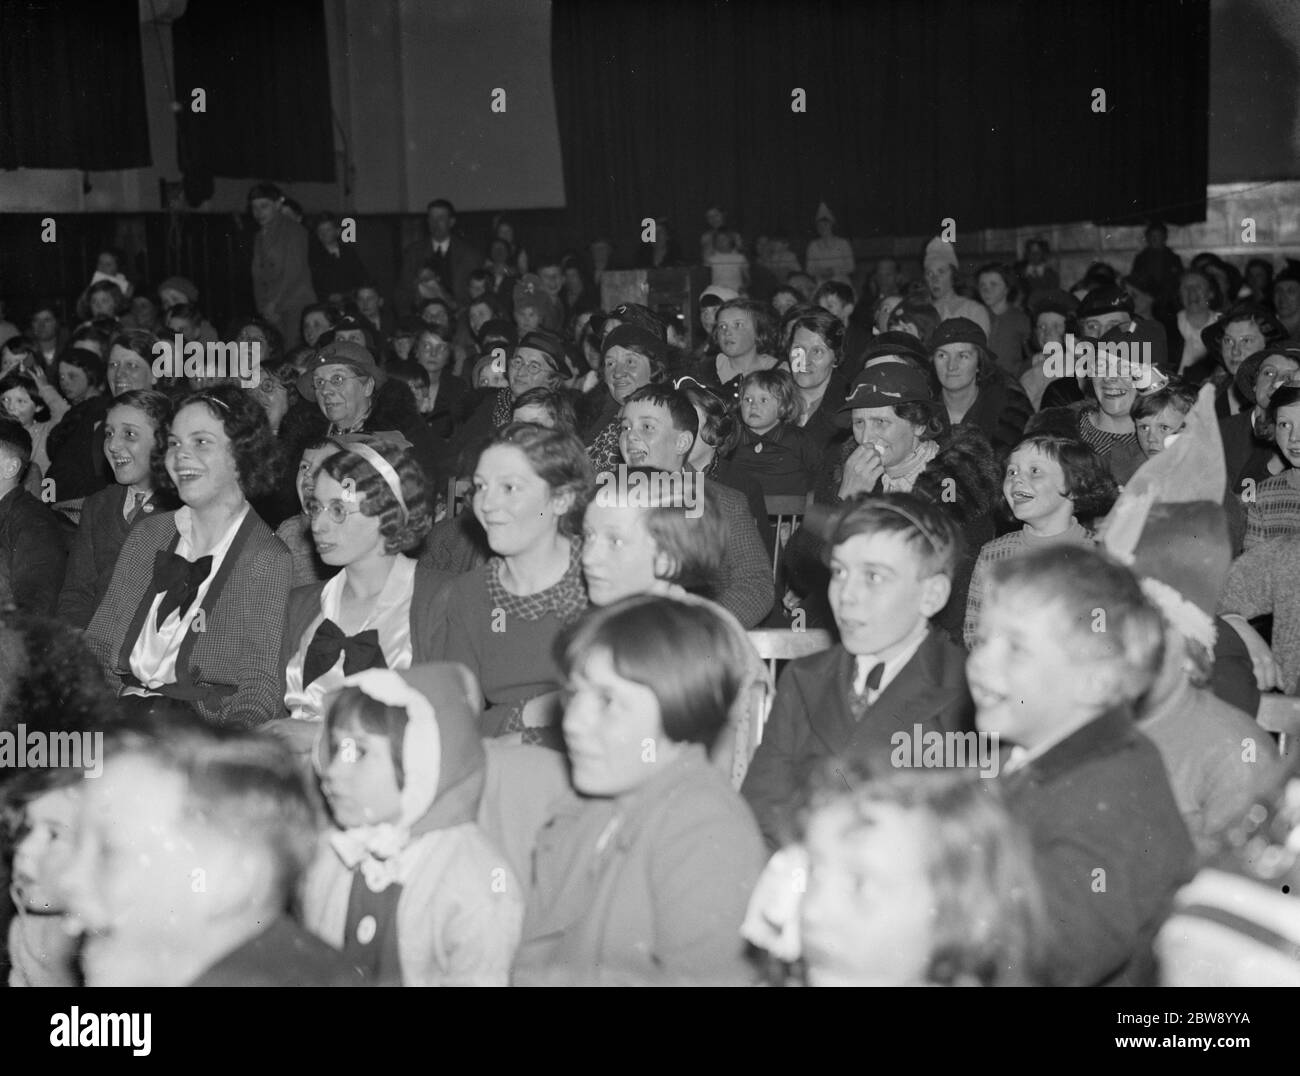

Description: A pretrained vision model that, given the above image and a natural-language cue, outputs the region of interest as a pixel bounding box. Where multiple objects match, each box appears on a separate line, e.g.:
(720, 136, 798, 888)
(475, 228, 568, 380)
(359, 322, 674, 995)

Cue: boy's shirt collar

(1002, 705, 1139, 782)
(850, 620, 930, 702)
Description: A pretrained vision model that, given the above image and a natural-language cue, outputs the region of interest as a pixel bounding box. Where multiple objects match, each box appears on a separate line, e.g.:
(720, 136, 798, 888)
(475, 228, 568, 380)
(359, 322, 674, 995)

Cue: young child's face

(12, 786, 81, 913)
(714, 231, 735, 254)
(801, 799, 934, 987)
(829, 532, 945, 656)
(320, 716, 403, 829)
(296, 444, 339, 510)
(96, 253, 120, 277)
(580, 502, 661, 606)
(741, 386, 781, 435)
(1, 385, 36, 426)
(1136, 405, 1187, 458)
(563, 648, 666, 797)
(61, 755, 213, 987)
(1003, 445, 1072, 527)
(967, 588, 1106, 748)
(1274, 403, 1300, 467)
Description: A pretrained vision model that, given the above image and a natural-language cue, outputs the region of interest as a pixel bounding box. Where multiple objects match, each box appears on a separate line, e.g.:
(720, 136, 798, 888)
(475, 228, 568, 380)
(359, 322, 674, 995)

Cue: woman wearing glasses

(297, 339, 447, 492)
(85, 384, 293, 727)
(274, 440, 452, 739)
(450, 329, 572, 473)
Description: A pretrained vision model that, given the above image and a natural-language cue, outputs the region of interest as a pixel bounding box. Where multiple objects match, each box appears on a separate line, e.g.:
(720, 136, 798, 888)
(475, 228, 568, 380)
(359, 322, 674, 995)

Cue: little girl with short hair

(963, 433, 1116, 647)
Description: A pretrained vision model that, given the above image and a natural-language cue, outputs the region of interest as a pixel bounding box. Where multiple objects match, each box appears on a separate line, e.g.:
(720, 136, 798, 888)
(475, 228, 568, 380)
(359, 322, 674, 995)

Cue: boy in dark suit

(967, 545, 1196, 986)
(0, 418, 67, 614)
(742, 492, 975, 850)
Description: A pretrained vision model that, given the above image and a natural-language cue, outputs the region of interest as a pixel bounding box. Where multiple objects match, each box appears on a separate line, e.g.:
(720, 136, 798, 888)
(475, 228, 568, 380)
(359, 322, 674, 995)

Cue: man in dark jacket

(396, 198, 481, 313)
(0, 419, 67, 614)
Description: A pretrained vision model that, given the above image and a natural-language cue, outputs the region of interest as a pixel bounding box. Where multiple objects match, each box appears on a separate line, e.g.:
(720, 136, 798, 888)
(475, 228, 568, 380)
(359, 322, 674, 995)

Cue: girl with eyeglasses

(85, 384, 293, 727)
(273, 440, 448, 744)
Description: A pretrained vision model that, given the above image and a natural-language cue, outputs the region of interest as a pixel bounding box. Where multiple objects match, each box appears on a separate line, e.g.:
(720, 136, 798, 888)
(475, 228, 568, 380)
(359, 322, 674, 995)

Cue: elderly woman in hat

(297, 340, 445, 489)
(784, 354, 1000, 643)
(929, 317, 1034, 454)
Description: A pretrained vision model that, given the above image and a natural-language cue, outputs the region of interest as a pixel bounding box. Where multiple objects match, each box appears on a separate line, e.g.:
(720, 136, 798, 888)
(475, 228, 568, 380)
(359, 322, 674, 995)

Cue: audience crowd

(1, 189, 1298, 987)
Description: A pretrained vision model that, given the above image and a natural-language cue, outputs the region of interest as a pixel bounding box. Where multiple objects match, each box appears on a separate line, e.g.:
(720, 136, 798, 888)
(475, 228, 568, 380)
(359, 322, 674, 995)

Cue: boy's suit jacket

(999, 706, 1196, 987)
(741, 631, 974, 850)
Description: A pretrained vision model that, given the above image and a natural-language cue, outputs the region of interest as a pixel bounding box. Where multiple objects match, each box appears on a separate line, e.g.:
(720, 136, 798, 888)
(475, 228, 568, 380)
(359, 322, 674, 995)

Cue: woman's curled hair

(166, 383, 282, 499)
(318, 439, 434, 554)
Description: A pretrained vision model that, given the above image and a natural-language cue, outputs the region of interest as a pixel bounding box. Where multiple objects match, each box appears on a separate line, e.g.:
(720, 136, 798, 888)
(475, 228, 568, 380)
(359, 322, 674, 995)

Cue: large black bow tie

(302, 618, 386, 687)
(152, 551, 213, 629)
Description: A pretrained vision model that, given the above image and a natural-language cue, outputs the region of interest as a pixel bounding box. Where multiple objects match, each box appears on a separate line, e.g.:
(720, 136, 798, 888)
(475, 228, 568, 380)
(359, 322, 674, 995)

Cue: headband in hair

(345, 442, 408, 520)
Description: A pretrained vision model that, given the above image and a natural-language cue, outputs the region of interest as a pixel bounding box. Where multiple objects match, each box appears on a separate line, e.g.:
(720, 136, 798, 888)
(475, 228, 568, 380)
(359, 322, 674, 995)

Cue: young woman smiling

(86, 384, 292, 726)
(57, 390, 175, 629)
(433, 423, 594, 745)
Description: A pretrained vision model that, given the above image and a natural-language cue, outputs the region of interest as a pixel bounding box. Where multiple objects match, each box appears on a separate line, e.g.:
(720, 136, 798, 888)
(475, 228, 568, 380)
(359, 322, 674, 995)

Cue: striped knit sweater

(1243, 469, 1300, 552)
(963, 520, 1095, 648)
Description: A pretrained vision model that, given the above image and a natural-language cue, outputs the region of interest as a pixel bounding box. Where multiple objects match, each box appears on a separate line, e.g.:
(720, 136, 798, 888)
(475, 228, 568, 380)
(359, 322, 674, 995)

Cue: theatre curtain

(0, 0, 151, 170)
(551, 0, 1210, 242)
(174, 0, 336, 191)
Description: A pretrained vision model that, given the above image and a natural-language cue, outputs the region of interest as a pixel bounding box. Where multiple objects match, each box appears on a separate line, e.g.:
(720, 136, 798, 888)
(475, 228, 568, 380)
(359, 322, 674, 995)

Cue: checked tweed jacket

(86, 509, 292, 728)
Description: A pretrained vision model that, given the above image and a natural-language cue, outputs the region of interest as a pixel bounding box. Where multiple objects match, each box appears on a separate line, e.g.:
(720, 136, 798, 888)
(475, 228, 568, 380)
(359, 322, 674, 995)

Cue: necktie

(126, 491, 148, 524)
(302, 618, 386, 687)
(850, 660, 885, 721)
(152, 551, 214, 629)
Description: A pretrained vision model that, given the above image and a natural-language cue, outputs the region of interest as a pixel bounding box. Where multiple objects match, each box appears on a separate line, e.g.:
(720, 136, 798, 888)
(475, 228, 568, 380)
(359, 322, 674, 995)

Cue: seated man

(0, 418, 66, 615)
(742, 493, 975, 850)
(60, 714, 360, 987)
(967, 545, 1196, 986)
(617, 385, 774, 627)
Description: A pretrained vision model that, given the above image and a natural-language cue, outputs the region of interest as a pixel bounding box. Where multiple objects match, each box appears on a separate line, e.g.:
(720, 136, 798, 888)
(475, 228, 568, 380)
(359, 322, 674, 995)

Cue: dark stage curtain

(551, 0, 1210, 242)
(0, 0, 151, 170)
(173, 0, 335, 188)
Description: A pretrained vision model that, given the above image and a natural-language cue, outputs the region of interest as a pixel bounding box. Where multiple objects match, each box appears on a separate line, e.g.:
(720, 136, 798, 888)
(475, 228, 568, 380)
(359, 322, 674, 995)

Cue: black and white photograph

(0, 0, 1298, 1045)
